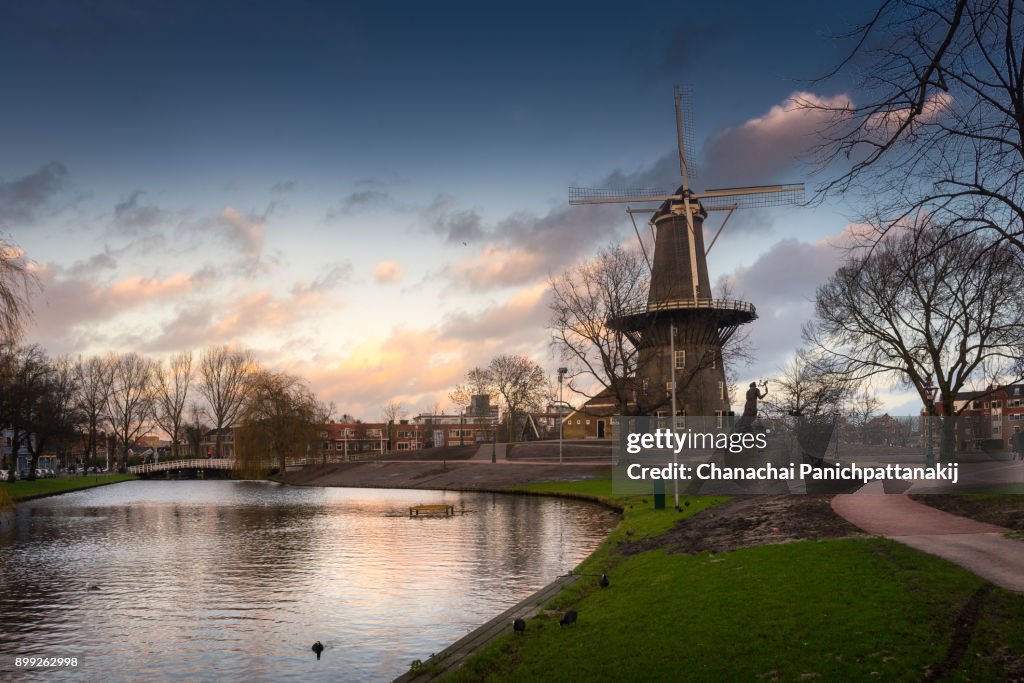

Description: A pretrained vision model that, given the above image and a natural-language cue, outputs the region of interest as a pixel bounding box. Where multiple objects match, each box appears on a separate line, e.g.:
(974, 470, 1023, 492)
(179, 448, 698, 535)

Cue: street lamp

(491, 423, 497, 463)
(833, 409, 841, 461)
(923, 374, 938, 467)
(557, 367, 567, 465)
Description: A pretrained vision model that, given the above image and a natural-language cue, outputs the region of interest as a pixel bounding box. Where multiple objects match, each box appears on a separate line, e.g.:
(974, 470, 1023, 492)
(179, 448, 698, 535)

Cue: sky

(0, 0, 926, 419)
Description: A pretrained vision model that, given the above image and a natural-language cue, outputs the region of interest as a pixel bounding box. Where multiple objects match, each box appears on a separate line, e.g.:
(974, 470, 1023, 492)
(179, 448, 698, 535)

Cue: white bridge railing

(129, 459, 235, 474)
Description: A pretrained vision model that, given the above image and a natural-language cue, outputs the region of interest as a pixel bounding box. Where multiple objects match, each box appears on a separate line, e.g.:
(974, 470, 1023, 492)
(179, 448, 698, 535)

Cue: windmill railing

(613, 298, 757, 318)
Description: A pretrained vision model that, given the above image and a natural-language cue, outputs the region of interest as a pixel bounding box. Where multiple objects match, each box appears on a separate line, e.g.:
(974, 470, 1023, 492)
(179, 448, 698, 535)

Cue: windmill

(568, 86, 804, 417)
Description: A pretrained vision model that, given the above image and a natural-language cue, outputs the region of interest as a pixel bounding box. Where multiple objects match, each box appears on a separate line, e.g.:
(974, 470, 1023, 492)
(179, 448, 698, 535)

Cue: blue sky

(1, 0, 925, 418)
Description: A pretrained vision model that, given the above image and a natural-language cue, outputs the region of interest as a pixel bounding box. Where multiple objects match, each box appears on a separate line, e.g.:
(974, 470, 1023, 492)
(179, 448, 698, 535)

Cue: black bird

(312, 641, 324, 660)
(599, 573, 610, 589)
(559, 610, 578, 627)
(513, 617, 526, 634)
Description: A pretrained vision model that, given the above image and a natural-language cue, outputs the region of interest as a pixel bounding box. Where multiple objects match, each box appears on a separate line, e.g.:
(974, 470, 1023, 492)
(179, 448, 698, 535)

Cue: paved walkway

(832, 482, 1024, 593)
(470, 442, 507, 461)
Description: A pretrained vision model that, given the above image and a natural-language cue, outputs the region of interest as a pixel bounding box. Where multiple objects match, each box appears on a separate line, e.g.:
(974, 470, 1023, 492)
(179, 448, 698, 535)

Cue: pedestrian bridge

(129, 458, 235, 478)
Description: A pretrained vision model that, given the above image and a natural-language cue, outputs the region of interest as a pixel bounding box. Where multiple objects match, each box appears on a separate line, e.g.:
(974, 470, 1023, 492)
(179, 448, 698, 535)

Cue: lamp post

(833, 409, 841, 461)
(924, 374, 938, 467)
(491, 424, 497, 463)
(557, 367, 567, 465)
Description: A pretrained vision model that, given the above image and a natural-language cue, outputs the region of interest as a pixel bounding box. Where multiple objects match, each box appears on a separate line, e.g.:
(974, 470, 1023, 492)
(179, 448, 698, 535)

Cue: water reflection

(0, 481, 616, 682)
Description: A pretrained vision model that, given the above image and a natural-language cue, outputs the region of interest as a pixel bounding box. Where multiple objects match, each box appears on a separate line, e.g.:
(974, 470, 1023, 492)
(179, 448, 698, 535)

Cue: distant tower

(569, 87, 803, 416)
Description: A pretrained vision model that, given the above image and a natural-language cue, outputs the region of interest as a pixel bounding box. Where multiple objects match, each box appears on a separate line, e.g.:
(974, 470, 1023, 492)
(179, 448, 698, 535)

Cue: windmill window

(674, 350, 685, 369)
(718, 382, 725, 400)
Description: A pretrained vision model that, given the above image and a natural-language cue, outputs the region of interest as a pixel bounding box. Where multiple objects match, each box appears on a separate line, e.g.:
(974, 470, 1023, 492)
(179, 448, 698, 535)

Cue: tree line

(0, 344, 330, 480)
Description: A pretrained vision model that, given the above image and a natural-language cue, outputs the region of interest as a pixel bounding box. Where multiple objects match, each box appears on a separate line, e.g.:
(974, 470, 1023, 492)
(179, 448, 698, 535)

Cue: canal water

(0, 481, 616, 681)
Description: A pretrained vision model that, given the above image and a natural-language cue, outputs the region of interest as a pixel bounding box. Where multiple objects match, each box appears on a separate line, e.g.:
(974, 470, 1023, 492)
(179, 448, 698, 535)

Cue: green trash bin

(653, 479, 666, 509)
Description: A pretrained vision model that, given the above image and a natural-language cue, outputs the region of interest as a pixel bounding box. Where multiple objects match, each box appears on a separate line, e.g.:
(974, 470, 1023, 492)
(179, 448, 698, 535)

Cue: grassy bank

(443, 479, 1024, 682)
(3, 474, 136, 502)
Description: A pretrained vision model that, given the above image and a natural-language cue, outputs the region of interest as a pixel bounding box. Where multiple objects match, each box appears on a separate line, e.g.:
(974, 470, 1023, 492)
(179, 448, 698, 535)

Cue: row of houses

(936, 383, 1024, 452)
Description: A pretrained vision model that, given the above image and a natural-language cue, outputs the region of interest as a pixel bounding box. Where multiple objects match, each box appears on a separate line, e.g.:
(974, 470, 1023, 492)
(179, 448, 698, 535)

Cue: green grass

(513, 476, 726, 542)
(3, 474, 136, 501)
(437, 475, 1024, 681)
(450, 538, 1024, 682)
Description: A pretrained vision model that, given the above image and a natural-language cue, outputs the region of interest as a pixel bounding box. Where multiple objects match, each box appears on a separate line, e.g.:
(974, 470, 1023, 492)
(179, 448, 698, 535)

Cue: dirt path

(621, 495, 864, 556)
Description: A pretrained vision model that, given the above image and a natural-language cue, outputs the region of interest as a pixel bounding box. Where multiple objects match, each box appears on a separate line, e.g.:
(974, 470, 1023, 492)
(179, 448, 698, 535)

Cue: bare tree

(153, 351, 193, 459)
(846, 386, 882, 444)
(807, 0, 1024, 256)
(549, 244, 648, 414)
(105, 352, 156, 472)
(0, 236, 39, 344)
(763, 349, 850, 419)
(26, 356, 82, 475)
(198, 345, 255, 458)
(183, 401, 211, 459)
(73, 355, 115, 472)
(483, 355, 547, 442)
(381, 400, 407, 453)
(805, 222, 1024, 456)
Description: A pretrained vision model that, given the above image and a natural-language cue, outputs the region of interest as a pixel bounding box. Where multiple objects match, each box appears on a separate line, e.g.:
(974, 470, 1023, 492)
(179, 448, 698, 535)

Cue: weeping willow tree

(234, 370, 320, 478)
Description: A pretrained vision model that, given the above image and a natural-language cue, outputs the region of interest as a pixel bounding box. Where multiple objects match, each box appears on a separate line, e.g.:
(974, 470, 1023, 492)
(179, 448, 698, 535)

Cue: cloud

(292, 291, 553, 418)
(439, 283, 551, 343)
(327, 189, 400, 220)
(703, 92, 853, 186)
(0, 162, 70, 225)
(422, 194, 487, 244)
(291, 262, 353, 297)
(865, 92, 951, 137)
(716, 226, 852, 380)
(27, 264, 200, 352)
(438, 202, 625, 290)
(373, 260, 404, 284)
(270, 180, 296, 194)
(214, 206, 266, 270)
(424, 92, 854, 292)
(113, 190, 169, 233)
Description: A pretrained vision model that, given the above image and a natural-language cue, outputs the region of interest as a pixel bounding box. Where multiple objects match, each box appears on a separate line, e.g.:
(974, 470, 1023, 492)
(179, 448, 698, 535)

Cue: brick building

(937, 383, 1024, 452)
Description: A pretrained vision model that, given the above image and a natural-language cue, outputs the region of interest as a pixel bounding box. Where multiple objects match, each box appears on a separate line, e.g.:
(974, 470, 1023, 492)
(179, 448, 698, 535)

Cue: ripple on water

(0, 480, 616, 682)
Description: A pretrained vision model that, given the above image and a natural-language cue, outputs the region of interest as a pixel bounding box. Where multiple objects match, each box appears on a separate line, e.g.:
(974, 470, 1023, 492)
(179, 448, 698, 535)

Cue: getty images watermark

(609, 415, 1015, 495)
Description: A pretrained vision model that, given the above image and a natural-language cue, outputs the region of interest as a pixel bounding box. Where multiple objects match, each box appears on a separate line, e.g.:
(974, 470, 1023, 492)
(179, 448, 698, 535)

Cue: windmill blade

(674, 85, 697, 188)
(627, 207, 653, 273)
(697, 183, 804, 211)
(705, 206, 736, 256)
(569, 187, 675, 205)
